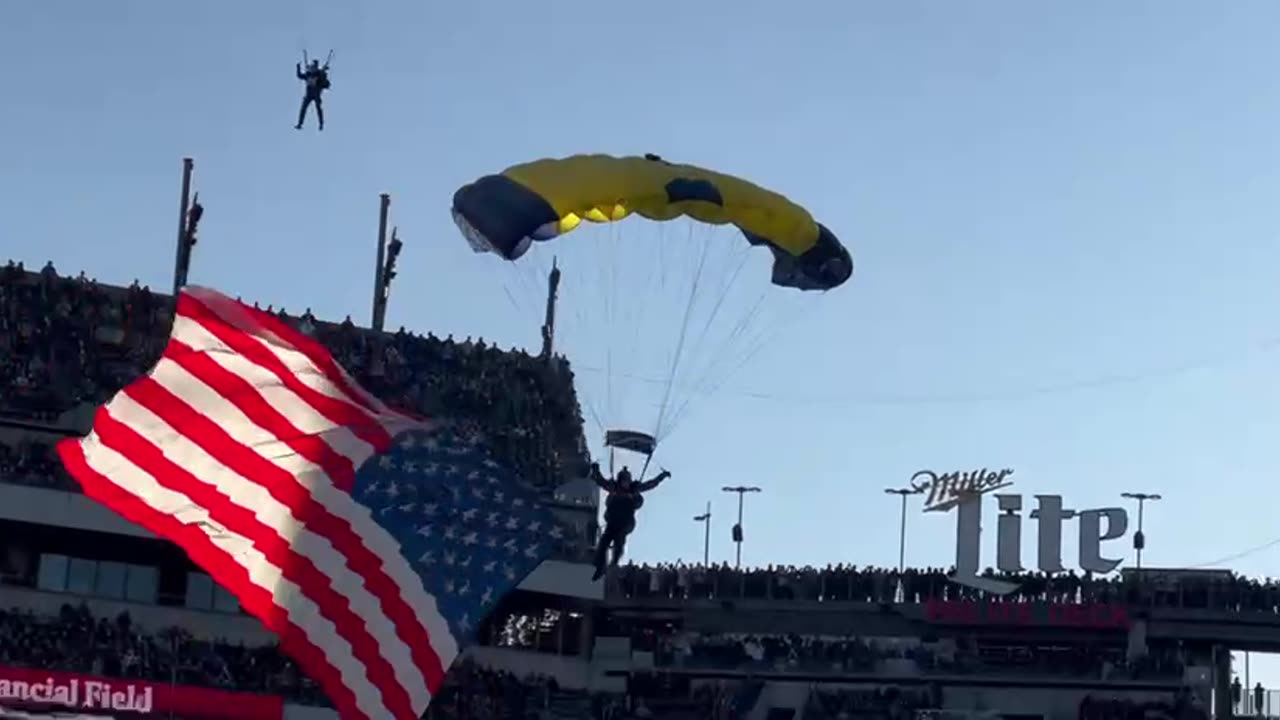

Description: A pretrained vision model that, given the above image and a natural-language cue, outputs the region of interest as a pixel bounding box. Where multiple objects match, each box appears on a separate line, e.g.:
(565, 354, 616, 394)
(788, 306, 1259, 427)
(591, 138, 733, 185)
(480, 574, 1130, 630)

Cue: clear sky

(4, 0, 1280, 688)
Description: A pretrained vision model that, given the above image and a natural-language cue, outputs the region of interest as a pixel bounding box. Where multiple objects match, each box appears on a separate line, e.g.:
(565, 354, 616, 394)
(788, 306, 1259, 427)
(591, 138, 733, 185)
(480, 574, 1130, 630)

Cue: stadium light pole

(1121, 492, 1161, 572)
(721, 486, 761, 569)
(693, 502, 711, 566)
(884, 486, 925, 573)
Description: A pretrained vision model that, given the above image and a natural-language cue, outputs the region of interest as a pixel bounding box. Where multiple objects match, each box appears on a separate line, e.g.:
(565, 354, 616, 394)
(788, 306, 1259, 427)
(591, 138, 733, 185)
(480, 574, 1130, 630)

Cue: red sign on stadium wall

(924, 599, 1131, 629)
(0, 665, 283, 719)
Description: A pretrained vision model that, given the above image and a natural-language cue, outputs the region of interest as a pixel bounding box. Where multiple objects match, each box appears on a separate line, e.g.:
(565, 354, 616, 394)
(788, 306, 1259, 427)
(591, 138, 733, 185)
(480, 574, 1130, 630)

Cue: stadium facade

(0, 263, 1273, 720)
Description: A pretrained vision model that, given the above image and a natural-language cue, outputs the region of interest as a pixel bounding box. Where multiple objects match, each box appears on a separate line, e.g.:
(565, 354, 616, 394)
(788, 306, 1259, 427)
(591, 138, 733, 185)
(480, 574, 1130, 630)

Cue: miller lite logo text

(910, 468, 1014, 512)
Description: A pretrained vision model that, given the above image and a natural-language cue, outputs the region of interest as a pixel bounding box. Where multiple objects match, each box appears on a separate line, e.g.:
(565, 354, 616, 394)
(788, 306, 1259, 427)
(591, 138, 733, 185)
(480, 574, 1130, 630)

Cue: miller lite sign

(911, 468, 1130, 595)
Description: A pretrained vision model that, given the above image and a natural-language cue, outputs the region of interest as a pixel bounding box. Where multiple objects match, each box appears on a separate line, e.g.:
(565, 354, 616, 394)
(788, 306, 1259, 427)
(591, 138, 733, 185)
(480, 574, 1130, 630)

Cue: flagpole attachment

(371, 194, 402, 332)
(540, 257, 560, 359)
(172, 157, 197, 298)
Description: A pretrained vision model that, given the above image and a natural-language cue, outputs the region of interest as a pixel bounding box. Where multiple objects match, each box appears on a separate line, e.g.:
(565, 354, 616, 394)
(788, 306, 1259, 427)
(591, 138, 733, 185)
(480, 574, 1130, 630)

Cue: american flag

(55, 286, 562, 720)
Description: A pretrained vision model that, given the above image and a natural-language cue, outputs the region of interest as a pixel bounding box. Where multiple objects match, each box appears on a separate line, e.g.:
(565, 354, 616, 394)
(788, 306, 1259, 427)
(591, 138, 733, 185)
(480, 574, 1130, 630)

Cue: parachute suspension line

(504, 257, 546, 334)
(574, 220, 619, 446)
(652, 222, 714, 442)
(662, 247, 761, 435)
(677, 294, 770, 420)
(717, 294, 823, 392)
(603, 220, 621, 438)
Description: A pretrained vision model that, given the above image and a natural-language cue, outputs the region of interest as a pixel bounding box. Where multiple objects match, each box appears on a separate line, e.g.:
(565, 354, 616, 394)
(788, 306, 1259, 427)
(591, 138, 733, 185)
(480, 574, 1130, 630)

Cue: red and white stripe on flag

(56, 286, 460, 720)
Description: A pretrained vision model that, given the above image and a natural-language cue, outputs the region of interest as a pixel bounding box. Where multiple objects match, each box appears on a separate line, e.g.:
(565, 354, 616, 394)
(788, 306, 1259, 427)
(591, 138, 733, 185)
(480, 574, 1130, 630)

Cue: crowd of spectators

(0, 260, 592, 495)
(1078, 692, 1206, 720)
(0, 602, 327, 704)
(0, 601, 573, 718)
(657, 632, 1185, 681)
(0, 260, 1249, 720)
(805, 686, 942, 720)
(0, 600, 1207, 720)
(613, 561, 1280, 613)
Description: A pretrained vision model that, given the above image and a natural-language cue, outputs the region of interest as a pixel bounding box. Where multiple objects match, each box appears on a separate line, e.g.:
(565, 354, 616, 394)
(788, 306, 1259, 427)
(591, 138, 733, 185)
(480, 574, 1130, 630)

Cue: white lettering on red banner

(0, 665, 283, 720)
(0, 676, 153, 713)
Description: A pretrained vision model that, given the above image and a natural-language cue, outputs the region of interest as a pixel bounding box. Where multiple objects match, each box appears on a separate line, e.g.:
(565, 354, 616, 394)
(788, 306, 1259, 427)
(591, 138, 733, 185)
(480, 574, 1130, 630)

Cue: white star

(481, 587, 494, 604)
(398, 502, 416, 513)
(443, 464, 460, 476)
(486, 512, 501, 527)
(424, 436, 441, 451)
(485, 473, 502, 486)
(482, 458, 500, 469)
(526, 520, 542, 533)
(461, 508, 478, 522)
(511, 498, 525, 508)
(402, 460, 418, 474)
(443, 551, 457, 566)
(423, 503, 439, 516)
(523, 544, 541, 559)
(385, 481, 400, 499)
(418, 550, 435, 565)
(482, 561, 497, 574)
(485, 536, 498, 549)
(444, 579, 456, 593)
(466, 470, 482, 482)
(424, 462, 440, 475)
(415, 526, 433, 538)
(458, 555, 472, 568)
(502, 564, 517, 581)
(443, 525, 458, 540)
(502, 538, 518, 553)
(471, 488, 487, 502)
(504, 517, 521, 531)
(492, 491, 506, 504)
(399, 435, 418, 450)
(459, 613, 473, 633)
(458, 580, 471, 596)
(549, 525, 565, 540)
(378, 456, 395, 470)
(366, 480, 382, 495)
(461, 531, 479, 546)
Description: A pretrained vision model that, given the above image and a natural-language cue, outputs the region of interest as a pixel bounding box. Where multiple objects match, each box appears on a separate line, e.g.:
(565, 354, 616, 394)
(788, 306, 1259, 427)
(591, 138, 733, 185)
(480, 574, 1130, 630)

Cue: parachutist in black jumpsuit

(590, 464, 670, 581)
(295, 60, 330, 131)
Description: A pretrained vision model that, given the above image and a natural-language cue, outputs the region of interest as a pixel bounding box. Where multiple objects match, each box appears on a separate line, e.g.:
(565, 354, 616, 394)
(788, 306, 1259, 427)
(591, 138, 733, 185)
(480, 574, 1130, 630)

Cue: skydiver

(294, 59, 331, 131)
(589, 463, 671, 581)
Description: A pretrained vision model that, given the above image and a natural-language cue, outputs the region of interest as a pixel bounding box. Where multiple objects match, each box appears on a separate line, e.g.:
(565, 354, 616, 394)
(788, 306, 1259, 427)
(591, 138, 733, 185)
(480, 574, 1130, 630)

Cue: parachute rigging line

(652, 222, 713, 444)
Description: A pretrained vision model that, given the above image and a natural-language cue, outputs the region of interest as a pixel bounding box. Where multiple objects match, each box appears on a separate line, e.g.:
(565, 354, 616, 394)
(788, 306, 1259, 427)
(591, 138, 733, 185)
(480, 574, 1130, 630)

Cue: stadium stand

(0, 262, 1251, 719)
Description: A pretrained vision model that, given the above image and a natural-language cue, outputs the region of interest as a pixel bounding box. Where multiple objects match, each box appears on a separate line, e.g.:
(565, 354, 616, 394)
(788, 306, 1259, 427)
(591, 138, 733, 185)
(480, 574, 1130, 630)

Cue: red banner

(925, 599, 1131, 629)
(0, 665, 283, 719)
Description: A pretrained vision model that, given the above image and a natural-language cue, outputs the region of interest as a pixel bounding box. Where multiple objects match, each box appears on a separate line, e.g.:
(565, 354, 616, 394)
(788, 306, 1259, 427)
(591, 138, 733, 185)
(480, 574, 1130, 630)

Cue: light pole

(693, 502, 711, 566)
(884, 486, 925, 573)
(1121, 492, 1161, 572)
(722, 486, 762, 569)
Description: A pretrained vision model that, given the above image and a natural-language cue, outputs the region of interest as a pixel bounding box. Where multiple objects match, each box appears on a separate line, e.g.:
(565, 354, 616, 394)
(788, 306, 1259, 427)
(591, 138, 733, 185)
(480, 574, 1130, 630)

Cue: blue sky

(4, 0, 1280, 686)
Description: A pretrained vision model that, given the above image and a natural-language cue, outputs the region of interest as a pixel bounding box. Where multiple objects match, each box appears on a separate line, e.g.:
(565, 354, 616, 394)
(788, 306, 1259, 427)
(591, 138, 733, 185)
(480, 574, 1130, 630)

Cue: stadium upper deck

(0, 260, 593, 497)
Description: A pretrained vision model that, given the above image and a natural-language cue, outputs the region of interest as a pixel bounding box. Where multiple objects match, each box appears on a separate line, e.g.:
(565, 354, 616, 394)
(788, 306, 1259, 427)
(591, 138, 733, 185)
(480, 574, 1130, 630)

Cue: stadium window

(36, 553, 69, 592)
(185, 571, 241, 614)
(66, 557, 96, 595)
(94, 561, 127, 599)
(124, 564, 158, 604)
(212, 583, 241, 614)
(185, 571, 214, 610)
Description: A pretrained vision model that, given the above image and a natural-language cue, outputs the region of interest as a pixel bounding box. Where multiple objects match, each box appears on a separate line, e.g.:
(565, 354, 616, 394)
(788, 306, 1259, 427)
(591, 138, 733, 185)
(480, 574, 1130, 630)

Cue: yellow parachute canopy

(452, 153, 851, 291)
